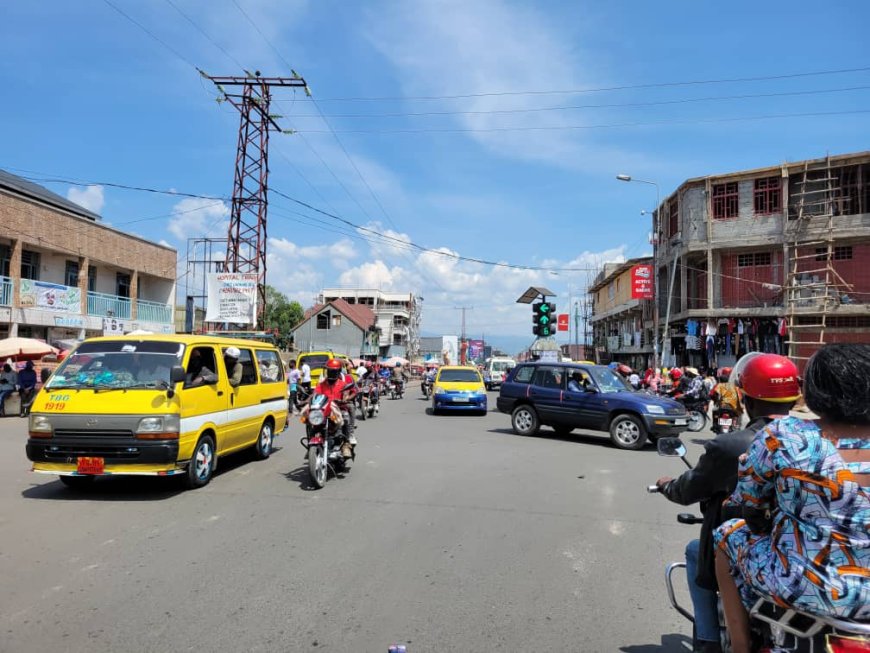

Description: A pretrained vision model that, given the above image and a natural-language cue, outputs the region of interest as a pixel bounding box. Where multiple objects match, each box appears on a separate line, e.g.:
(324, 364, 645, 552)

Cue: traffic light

(532, 302, 556, 337)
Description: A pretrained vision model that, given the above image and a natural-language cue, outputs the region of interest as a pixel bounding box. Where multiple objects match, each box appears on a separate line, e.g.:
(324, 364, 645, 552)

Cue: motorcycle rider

(654, 354, 800, 653)
(311, 358, 356, 458)
(709, 366, 742, 431)
(390, 362, 408, 395)
(422, 365, 437, 395)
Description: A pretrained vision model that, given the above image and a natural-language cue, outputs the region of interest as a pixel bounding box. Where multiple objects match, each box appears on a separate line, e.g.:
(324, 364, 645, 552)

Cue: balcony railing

(87, 291, 131, 319)
(136, 299, 173, 324)
(0, 276, 11, 306)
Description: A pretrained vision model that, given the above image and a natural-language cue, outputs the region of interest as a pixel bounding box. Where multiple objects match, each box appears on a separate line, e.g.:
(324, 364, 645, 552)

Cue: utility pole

(454, 306, 473, 364)
(205, 71, 307, 329)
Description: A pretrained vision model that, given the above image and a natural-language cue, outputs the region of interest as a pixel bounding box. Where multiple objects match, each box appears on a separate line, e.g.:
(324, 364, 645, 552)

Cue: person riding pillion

(654, 354, 801, 653)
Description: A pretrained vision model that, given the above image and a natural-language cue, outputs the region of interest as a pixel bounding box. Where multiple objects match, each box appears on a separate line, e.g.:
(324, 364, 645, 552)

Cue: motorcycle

(649, 437, 870, 652)
(421, 377, 433, 399)
(358, 380, 379, 420)
(390, 378, 405, 400)
(711, 407, 739, 435)
(294, 384, 312, 414)
(300, 393, 355, 489)
(676, 396, 709, 432)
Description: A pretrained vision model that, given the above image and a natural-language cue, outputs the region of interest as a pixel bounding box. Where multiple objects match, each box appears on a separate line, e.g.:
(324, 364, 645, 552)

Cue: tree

(263, 285, 304, 350)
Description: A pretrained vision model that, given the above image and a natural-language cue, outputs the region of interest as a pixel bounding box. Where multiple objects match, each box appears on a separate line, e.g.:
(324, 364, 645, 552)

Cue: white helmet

(225, 346, 241, 359)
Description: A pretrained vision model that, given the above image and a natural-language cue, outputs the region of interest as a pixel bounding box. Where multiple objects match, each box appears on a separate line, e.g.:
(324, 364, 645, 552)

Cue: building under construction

(651, 150, 870, 370)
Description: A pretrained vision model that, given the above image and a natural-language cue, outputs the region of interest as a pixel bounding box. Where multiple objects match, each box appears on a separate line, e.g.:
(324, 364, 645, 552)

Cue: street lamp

(616, 174, 661, 371)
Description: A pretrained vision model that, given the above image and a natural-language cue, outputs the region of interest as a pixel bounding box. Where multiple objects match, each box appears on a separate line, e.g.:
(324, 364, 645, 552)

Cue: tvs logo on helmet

(770, 376, 795, 385)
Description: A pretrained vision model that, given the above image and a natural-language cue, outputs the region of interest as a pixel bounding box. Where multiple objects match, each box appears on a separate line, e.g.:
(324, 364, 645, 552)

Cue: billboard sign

(631, 265, 654, 300)
(19, 280, 81, 313)
(468, 339, 484, 362)
(205, 273, 258, 324)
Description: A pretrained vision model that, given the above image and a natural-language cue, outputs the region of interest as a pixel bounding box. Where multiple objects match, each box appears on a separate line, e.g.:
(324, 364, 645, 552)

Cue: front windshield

(587, 367, 632, 394)
(47, 340, 184, 390)
(439, 369, 481, 383)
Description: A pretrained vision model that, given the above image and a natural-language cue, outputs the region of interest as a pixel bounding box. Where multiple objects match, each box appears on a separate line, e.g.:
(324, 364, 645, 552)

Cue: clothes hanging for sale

(737, 319, 745, 335)
(777, 317, 788, 336)
(705, 321, 717, 337)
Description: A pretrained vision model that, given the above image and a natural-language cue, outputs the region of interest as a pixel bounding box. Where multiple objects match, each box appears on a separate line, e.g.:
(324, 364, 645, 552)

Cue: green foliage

(263, 285, 304, 349)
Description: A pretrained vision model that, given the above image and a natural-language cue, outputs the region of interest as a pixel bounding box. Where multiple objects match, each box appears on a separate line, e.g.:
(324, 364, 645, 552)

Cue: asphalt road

(0, 387, 715, 653)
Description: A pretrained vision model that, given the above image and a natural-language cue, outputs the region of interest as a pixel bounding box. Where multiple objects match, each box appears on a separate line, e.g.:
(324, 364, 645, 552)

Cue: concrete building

(588, 257, 654, 370)
(651, 151, 870, 370)
(291, 298, 380, 357)
(0, 170, 176, 344)
(318, 288, 421, 358)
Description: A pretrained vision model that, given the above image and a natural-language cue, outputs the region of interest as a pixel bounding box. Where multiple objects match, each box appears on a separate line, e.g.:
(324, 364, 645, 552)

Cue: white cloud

(269, 237, 357, 268)
(167, 197, 230, 241)
(366, 0, 596, 168)
(67, 185, 105, 214)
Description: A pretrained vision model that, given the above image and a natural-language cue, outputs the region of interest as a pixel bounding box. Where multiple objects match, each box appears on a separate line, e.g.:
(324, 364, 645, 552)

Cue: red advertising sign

(631, 265, 654, 299)
(557, 314, 569, 331)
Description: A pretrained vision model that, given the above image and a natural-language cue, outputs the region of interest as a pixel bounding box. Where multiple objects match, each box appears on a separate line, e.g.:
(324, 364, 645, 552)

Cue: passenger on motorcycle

(390, 362, 408, 391)
(715, 345, 870, 653)
(311, 359, 356, 458)
(709, 367, 743, 430)
(655, 354, 799, 653)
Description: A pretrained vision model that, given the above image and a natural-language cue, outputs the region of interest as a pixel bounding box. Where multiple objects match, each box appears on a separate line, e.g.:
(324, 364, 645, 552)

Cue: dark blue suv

(496, 362, 688, 450)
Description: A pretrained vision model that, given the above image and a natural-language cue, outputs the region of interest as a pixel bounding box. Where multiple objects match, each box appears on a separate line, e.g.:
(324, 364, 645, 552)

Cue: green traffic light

(539, 315, 550, 325)
(540, 304, 550, 313)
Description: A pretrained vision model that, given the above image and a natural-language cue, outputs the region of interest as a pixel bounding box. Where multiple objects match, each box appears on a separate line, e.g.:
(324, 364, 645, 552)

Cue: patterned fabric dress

(714, 416, 870, 621)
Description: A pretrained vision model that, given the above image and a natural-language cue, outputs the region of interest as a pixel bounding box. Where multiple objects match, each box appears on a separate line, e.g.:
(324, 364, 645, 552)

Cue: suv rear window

(299, 354, 329, 368)
(512, 366, 534, 384)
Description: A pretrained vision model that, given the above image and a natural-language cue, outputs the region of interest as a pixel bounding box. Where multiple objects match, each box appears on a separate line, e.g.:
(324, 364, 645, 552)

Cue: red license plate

(76, 457, 104, 475)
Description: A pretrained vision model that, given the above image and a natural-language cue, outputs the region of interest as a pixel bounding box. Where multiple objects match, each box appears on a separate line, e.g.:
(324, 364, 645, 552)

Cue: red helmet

(325, 358, 343, 382)
(616, 363, 633, 377)
(737, 354, 800, 402)
(669, 368, 683, 381)
(717, 366, 732, 382)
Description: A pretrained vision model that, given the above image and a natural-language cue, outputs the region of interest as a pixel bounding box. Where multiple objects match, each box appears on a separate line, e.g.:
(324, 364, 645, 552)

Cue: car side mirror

(657, 437, 687, 458)
(170, 366, 186, 385)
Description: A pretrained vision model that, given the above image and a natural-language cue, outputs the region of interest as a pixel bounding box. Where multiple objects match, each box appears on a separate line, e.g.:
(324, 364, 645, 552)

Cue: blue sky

(2, 1, 869, 350)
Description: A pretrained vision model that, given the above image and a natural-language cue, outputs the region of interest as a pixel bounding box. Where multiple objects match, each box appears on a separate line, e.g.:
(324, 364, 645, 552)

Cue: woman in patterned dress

(714, 344, 870, 653)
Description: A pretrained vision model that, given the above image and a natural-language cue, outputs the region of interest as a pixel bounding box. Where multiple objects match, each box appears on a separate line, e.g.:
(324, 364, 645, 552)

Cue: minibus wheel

(186, 434, 216, 489)
(254, 420, 273, 460)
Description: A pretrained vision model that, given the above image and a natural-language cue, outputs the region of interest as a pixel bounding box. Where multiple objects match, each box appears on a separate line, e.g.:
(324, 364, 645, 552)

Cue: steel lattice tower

(206, 72, 307, 328)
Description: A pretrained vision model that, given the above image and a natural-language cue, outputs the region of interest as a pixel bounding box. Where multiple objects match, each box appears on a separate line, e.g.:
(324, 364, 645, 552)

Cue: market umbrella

(0, 337, 59, 361)
(382, 356, 409, 368)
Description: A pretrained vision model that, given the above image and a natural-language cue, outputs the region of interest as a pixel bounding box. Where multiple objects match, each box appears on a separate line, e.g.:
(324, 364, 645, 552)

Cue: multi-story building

(589, 257, 654, 370)
(318, 288, 421, 358)
(0, 170, 176, 344)
(651, 151, 870, 370)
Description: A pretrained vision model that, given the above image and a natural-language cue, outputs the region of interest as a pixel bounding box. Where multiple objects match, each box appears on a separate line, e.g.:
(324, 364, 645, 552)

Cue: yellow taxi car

(26, 335, 289, 490)
(431, 365, 487, 415)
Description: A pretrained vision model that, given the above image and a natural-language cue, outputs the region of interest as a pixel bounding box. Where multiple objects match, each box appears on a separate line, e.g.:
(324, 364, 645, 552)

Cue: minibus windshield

(47, 341, 185, 390)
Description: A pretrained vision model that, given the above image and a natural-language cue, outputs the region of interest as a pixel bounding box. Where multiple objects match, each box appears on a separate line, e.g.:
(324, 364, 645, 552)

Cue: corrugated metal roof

(0, 169, 102, 222)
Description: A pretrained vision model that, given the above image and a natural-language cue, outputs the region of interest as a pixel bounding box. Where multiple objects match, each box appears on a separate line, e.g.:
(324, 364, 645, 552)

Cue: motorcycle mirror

(656, 437, 687, 458)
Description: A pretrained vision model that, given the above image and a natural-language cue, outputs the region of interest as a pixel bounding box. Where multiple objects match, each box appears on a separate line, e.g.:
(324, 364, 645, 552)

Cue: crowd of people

(0, 360, 39, 417)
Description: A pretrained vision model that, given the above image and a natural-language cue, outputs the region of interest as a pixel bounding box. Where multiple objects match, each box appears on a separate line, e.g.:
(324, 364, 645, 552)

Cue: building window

(65, 261, 79, 288)
(608, 281, 615, 300)
(21, 250, 40, 280)
(0, 245, 10, 277)
(392, 334, 403, 345)
(116, 272, 131, 298)
(316, 311, 330, 330)
(668, 197, 679, 237)
(738, 252, 771, 267)
(834, 166, 861, 216)
(332, 314, 342, 328)
(815, 246, 853, 261)
(87, 266, 97, 293)
(712, 182, 739, 220)
(754, 177, 781, 215)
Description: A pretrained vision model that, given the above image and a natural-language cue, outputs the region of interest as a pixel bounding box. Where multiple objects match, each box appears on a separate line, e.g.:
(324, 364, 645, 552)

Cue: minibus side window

(233, 349, 258, 386)
(256, 350, 283, 383)
(185, 346, 219, 388)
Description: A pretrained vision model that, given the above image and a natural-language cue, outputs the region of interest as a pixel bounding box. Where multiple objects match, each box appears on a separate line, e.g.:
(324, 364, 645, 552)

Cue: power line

(163, 0, 247, 72)
(102, 0, 200, 71)
(285, 85, 870, 119)
(292, 108, 870, 134)
(230, 0, 296, 72)
(305, 65, 870, 102)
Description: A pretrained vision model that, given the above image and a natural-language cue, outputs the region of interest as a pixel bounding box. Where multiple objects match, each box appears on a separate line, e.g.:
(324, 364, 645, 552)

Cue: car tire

(511, 405, 539, 436)
(186, 434, 216, 489)
(609, 414, 648, 450)
(59, 475, 96, 490)
(254, 420, 273, 460)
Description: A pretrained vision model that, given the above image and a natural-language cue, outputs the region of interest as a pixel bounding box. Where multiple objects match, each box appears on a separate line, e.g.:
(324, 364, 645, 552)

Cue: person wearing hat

(224, 346, 243, 388)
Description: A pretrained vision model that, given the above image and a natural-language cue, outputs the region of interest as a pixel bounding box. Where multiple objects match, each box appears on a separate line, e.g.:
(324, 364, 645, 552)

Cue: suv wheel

(609, 414, 647, 450)
(511, 405, 539, 436)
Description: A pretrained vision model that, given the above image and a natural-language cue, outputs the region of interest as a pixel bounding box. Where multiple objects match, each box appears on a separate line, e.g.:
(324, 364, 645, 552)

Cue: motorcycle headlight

(309, 410, 325, 426)
(645, 405, 665, 415)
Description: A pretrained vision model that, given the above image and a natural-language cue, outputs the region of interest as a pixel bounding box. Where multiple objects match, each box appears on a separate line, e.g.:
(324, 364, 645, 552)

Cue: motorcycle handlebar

(647, 485, 661, 493)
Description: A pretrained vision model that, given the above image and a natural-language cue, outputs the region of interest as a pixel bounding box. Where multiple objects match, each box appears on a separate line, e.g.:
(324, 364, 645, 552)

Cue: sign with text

(557, 314, 569, 331)
(102, 318, 128, 336)
(205, 273, 258, 324)
(20, 280, 81, 313)
(630, 265, 654, 300)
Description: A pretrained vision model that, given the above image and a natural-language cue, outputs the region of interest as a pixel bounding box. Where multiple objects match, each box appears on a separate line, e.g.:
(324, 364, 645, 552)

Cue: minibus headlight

(29, 414, 52, 437)
(135, 415, 180, 439)
(137, 417, 165, 432)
